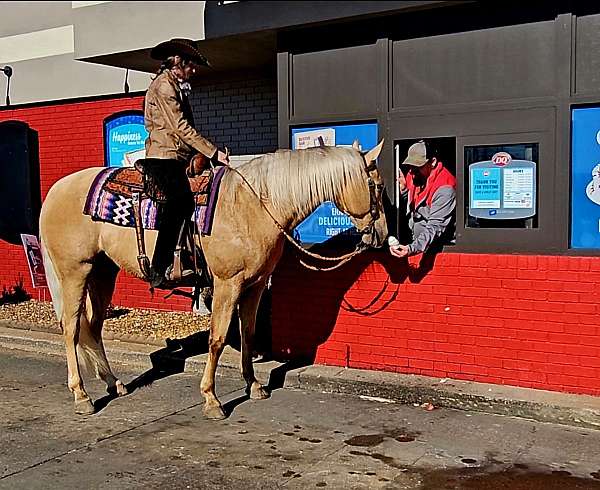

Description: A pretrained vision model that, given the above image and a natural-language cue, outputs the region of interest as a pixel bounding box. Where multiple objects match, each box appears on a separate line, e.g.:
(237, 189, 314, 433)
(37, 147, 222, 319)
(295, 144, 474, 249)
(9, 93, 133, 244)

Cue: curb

(1, 323, 600, 431)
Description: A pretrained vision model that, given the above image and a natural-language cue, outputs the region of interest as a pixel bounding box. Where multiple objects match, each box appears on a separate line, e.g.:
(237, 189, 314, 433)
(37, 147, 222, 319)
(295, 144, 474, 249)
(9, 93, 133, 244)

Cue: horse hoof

(250, 385, 270, 400)
(203, 404, 226, 421)
(74, 398, 95, 415)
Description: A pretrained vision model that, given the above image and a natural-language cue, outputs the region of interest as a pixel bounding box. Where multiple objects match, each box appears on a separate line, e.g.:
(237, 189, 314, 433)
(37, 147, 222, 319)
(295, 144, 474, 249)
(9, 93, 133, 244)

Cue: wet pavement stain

(592, 471, 600, 480)
(315, 482, 327, 487)
(461, 458, 478, 465)
(283, 432, 294, 436)
(294, 425, 302, 430)
(416, 465, 600, 490)
(344, 434, 385, 447)
(552, 470, 572, 476)
(265, 439, 275, 444)
(348, 450, 405, 470)
(344, 427, 419, 447)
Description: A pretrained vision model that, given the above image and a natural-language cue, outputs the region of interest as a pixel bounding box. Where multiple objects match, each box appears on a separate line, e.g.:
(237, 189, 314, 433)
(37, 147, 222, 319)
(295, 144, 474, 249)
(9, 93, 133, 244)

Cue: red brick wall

(271, 249, 600, 396)
(0, 97, 190, 311)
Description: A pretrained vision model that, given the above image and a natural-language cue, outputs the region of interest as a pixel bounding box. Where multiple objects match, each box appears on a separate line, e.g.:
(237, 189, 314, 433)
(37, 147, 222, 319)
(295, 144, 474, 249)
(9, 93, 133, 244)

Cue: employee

(389, 140, 456, 258)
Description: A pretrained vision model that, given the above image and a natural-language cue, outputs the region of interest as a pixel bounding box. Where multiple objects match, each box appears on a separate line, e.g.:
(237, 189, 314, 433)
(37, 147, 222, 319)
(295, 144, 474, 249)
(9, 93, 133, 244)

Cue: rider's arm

(155, 79, 217, 159)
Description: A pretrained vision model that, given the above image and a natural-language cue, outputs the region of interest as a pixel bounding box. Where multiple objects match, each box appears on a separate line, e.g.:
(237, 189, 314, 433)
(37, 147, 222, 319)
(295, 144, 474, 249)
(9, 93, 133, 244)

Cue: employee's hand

(397, 170, 407, 192)
(389, 244, 410, 258)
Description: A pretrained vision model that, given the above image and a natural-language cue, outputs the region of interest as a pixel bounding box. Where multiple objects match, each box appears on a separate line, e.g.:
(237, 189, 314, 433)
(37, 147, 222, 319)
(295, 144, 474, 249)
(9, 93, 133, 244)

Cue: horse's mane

(237, 146, 365, 216)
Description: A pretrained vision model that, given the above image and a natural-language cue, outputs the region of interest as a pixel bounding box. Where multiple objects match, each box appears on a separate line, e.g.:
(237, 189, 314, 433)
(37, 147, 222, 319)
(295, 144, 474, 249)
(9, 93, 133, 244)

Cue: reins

(217, 156, 377, 272)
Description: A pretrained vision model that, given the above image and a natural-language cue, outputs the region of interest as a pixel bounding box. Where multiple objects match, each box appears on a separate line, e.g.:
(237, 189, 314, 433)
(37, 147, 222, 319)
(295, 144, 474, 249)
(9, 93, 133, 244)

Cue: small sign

(471, 167, 501, 209)
(492, 152, 512, 166)
(104, 111, 148, 167)
(469, 154, 536, 220)
(20, 234, 47, 288)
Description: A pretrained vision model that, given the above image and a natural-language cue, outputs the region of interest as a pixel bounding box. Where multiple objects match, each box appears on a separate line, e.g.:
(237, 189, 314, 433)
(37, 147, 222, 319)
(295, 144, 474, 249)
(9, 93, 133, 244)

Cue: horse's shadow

(94, 330, 212, 412)
(94, 237, 442, 415)
(93, 313, 313, 415)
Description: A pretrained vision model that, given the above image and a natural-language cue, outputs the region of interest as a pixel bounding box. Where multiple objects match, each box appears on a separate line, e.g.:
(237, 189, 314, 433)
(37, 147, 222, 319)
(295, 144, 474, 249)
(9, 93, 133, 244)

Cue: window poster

(571, 106, 600, 248)
(290, 122, 378, 244)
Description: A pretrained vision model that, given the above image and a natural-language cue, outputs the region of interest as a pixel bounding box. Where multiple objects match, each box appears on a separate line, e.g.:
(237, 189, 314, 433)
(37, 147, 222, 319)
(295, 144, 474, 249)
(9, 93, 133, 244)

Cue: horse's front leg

(238, 281, 270, 400)
(200, 279, 241, 420)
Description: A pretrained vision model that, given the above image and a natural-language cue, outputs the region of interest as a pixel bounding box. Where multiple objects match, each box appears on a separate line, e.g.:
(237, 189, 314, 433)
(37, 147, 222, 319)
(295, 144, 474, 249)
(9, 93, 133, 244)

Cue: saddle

(84, 160, 222, 297)
(106, 160, 212, 207)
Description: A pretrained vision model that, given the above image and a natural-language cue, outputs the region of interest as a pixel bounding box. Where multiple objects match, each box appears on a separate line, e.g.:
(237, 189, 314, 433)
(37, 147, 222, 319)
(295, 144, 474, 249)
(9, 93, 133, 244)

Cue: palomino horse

(39, 141, 387, 419)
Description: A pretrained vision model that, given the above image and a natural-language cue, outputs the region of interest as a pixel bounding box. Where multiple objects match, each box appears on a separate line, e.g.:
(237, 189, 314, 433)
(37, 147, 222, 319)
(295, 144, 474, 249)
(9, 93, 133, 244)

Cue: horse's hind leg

(79, 258, 127, 397)
(200, 278, 241, 420)
(238, 281, 269, 400)
(61, 264, 95, 415)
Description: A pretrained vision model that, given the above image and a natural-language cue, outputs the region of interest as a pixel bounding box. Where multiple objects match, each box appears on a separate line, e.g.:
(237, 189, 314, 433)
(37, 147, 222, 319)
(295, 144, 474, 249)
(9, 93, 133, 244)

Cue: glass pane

(464, 143, 539, 229)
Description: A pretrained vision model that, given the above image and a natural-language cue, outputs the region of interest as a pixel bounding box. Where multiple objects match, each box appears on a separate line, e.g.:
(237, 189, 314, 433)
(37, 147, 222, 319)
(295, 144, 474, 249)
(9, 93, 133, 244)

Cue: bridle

(354, 159, 385, 242)
(221, 153, 385, 271)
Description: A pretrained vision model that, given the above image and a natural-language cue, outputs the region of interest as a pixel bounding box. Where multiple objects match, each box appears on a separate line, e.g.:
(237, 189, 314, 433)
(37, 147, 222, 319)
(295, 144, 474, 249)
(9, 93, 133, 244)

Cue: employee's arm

(407, 186, 456, 256)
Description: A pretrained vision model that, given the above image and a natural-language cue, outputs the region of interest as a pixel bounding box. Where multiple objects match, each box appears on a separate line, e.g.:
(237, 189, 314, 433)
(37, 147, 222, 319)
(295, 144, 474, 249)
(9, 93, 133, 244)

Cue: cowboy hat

(150, 38, 210, 67)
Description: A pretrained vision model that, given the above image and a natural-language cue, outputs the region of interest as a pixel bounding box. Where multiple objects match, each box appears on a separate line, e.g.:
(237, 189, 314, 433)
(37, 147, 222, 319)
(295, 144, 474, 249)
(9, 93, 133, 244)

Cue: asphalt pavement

(1, 344, 600, 489)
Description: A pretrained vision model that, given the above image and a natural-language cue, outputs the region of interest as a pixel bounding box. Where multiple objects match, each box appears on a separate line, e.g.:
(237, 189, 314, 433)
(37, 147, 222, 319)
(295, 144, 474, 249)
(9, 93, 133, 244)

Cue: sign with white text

(104, 111, 148, 167)
(290, 122, 378, 244)
(469, 154, 536, 220)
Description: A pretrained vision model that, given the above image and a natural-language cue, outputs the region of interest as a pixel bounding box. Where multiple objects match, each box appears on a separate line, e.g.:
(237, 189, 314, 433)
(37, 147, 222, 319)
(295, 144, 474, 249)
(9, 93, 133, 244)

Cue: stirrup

(165, 265, 194, 282)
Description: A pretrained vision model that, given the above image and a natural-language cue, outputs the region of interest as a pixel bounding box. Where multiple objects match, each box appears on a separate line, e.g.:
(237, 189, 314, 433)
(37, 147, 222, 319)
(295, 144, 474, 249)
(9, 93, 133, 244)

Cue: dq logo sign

(492, 152, 512, 166)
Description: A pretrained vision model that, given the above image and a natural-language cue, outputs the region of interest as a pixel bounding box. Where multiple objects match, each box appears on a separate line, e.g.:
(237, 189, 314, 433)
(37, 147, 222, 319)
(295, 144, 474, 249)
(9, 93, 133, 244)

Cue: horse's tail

(40, 238, 63, 322)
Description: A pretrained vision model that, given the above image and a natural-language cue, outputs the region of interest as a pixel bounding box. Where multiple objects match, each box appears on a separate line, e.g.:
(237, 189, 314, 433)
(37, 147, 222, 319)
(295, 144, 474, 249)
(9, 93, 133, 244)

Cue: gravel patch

(0, 299, 210, 341)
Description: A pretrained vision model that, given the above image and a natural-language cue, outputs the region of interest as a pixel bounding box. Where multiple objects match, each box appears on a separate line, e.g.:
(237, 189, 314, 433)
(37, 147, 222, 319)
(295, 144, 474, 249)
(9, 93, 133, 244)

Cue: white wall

(0, 1, 205, 105)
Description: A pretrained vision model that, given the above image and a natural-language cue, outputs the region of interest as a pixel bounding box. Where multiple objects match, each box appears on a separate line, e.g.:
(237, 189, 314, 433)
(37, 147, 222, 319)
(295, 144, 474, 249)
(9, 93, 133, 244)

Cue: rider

(143, 38, 229, 288)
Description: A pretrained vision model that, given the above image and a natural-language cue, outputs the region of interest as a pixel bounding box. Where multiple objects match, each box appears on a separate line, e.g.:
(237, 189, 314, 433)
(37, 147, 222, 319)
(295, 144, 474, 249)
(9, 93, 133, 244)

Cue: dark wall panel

(392, 21, 556, 108)
(575, 14, 600, 95)
(291, 44, 377, 118)
(0, 121, 41, 245)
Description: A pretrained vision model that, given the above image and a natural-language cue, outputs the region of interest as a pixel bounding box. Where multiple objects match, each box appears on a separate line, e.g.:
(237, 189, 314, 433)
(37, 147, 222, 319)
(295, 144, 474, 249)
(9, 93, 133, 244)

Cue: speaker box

(0, 120, 41, 245)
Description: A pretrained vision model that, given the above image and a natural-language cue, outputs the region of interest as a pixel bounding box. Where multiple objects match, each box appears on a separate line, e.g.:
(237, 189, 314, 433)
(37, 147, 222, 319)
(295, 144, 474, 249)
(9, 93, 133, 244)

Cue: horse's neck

(234, 149, 351, 231)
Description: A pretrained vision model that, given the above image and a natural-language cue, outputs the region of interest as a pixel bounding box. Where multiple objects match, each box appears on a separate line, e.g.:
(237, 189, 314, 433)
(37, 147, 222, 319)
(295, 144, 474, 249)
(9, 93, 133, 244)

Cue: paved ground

(2, 345, 600, 490)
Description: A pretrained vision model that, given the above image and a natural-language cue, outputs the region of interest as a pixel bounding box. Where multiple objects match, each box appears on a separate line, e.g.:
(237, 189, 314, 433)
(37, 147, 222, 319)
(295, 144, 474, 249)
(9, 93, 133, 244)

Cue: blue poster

(104, 111, 148, 167)
(571, 107, 600, 248)
(290, 122, 378, 244)
(470, 167, 501, 209)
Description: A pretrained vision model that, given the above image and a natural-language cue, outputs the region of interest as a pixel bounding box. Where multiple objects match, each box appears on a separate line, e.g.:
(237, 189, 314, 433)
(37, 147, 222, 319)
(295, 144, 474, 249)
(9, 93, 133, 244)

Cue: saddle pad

(83, 167, 160, 229)
(83, 165, 227, 234)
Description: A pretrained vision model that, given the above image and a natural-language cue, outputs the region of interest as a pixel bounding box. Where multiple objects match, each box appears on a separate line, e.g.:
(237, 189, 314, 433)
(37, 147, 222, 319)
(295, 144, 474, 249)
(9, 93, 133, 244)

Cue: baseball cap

(402, 140, 429, 167)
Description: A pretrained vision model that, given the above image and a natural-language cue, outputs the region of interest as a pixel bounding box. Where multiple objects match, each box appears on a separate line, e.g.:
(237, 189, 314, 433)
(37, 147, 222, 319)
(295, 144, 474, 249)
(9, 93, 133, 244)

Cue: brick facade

(189, 78, 278, 155)
(271, 250, 600, 396)
(1, 80, 600, 397)
(0, 76, 278, 311)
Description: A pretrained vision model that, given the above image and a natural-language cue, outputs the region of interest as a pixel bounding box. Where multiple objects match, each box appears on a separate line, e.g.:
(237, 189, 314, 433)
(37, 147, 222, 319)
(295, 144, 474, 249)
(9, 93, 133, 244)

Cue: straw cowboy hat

(150, 38, 210, 67)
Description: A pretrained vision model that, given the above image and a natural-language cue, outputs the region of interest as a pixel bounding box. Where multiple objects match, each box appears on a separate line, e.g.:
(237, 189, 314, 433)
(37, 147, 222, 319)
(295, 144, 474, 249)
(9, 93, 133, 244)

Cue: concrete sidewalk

(1, 323, 599, 431)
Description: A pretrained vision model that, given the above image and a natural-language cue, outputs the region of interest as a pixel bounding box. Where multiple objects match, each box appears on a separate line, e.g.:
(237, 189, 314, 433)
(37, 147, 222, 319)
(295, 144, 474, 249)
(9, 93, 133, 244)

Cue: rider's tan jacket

(144, 70, 217, 162)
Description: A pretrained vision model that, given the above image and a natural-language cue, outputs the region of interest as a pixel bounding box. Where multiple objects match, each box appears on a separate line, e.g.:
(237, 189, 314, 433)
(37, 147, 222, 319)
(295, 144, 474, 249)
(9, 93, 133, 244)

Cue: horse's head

(336, 140, 388, 249)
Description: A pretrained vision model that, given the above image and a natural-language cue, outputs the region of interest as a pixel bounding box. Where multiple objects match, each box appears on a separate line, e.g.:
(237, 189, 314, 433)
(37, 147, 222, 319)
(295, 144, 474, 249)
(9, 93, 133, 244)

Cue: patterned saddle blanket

(83, 165, 227, 234)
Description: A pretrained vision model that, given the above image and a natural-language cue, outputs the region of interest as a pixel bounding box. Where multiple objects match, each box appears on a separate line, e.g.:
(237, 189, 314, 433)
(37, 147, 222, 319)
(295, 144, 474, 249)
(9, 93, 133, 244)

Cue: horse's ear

(352, 140, 360, 150)
(364, 139, 384, 162)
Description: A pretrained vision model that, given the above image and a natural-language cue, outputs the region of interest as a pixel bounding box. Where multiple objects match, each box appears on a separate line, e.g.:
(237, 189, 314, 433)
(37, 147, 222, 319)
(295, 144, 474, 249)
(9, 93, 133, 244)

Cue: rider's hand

(397, 169, 407, 192)
(216, 150, 230, 165)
